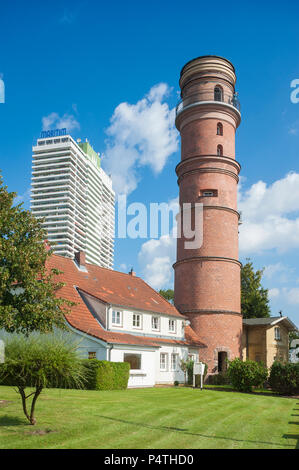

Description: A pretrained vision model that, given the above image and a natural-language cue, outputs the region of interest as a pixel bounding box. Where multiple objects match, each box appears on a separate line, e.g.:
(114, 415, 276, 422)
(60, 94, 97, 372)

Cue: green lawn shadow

(96, 414, 295, 448)
(0, 415, 26, 426)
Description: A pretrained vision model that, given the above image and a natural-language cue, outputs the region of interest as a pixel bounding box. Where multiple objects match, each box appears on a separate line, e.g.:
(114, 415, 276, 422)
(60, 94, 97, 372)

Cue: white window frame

(132, 313, 142, 329)
(152, 316, 160, 331)
(171, 353, 179, 371)
(168, 319, 176, 333)
(112, 309, 122, 327)
(160, 353, 168, 371)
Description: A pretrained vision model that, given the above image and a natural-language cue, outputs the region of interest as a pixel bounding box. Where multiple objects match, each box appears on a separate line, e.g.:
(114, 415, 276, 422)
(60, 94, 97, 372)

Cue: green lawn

(0, 385, 298, 449)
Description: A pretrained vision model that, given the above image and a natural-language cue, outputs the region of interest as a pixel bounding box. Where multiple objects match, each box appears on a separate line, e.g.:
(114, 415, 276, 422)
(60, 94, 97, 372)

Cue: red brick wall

(174, 56, 242, 374)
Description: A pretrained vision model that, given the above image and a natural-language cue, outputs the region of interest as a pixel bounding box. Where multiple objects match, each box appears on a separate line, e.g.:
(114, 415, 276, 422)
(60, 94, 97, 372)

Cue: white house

(47, 251, 205, 388)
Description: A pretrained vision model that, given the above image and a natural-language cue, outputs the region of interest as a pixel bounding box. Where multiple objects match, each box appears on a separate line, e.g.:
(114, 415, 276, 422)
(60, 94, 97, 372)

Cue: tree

(179, 359, 188, 385)
(0, 174, 73, 335)
(159, 289, 174, 304)
(241, 260, 270, 319)
(289, 330, 299, 349)
(0, 333, 85, 425)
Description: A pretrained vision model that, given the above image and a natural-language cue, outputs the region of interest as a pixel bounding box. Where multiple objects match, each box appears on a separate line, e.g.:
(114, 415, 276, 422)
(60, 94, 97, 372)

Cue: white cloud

(42, 112, 80, 133)
(285, 287, 299, 305)
(138, 236, 176, 289)
(14, 187, 31, 208)
(268, 288, 280, 299)
(138, 197, 178, 289)
(103, 83, 179, 195)
(239, 172, 299, 254)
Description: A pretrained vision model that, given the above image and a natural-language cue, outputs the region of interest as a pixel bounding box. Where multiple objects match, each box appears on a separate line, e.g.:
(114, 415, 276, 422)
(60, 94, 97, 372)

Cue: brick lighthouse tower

(173, 56, 242, 374)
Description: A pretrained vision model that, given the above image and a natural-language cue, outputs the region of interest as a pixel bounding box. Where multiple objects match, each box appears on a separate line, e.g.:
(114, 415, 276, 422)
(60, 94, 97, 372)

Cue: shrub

(227, 358, 268, 392)
(269, 361, 299, 395)
(0, 333, 85, 425)
(208, 372, 231, 386)
(174, 380, 179, 387)
(81, 359, 130, 391)
(81, 359, 101, 390)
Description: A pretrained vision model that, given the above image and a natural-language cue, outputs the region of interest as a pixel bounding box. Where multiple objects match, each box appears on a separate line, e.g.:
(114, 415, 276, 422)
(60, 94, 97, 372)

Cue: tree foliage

(159, 289, 174, 303)
(241, 260, 270, 319)
(0, 174, 73, 334)
(0, 333, 85, 425)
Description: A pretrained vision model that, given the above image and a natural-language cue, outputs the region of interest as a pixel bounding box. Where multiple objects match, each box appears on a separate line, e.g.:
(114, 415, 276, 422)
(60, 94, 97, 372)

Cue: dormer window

(152, 316, 160, 331)
(217, 122, 223, 136)
(133, 313, 142, 329)
(214, 86, 223, 102)
(169, 319, 176, 333)
(217, 145, 223, 156)
(112, 310, 122, 326)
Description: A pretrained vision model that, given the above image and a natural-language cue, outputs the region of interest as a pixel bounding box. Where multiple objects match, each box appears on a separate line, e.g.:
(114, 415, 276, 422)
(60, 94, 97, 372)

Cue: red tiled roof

(47, 253, 205, 348)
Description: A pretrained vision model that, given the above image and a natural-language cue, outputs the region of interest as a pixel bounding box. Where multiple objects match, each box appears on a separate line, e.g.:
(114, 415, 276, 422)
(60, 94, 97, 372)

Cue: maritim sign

(40, 128, 67, 139)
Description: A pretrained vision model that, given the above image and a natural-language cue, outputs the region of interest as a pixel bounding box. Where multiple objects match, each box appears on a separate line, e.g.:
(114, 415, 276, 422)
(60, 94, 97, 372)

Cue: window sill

(129, 370, 146, 376)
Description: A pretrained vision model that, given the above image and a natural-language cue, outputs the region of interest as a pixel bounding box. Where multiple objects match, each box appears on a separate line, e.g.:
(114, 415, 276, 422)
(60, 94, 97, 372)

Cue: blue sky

(1, 0, 299, 326)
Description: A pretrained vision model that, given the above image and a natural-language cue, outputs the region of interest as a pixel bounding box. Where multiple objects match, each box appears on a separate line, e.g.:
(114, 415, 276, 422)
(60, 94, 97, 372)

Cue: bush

(269, 361, 299, 395)
(174, 380, 179, 387)
(81, 359, 130, 391)
(187, 360, 208, 386)
(227, 358, 268, 392)
(208, 372, 231, 386)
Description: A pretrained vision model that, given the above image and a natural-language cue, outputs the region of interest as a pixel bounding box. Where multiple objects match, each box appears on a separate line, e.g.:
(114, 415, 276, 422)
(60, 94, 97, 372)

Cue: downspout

(108, 344, 114, 361)
(246, 326, 249, 360)
(106, 304, 113, 361)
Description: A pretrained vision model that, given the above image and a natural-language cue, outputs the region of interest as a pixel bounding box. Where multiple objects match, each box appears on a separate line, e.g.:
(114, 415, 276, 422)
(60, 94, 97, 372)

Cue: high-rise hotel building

(31, 134, 115, 269)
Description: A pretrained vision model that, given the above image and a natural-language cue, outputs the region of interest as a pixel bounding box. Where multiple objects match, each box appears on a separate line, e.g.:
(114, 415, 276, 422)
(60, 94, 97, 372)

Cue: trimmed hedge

(269, 361, 299, 395)
(227, 358, 268, 392)
(82, 359, 130, 391)
(208, 372, 231, 386)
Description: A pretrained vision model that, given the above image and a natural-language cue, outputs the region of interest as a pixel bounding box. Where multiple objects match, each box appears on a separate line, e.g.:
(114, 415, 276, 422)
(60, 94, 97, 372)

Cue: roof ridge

(136, 277, 184, 317)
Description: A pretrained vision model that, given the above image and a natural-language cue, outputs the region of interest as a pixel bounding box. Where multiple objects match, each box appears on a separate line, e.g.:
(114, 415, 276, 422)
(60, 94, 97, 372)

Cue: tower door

(218, 351, 228, 373)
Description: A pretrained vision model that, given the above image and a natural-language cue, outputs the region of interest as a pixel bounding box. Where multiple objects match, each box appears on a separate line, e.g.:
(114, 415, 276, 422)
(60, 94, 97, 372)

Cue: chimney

(129, 268, 136, 276)
(75, 251, 86, 269)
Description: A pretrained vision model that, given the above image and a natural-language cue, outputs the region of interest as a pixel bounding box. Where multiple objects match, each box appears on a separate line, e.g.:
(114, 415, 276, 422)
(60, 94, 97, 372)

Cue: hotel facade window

(160, 353, 168, 371)
(112, 310, 122, 326)
(152, 316, 160, 331)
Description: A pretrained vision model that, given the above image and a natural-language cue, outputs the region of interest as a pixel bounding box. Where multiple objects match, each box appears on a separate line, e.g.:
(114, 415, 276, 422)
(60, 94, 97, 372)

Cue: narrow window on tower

(217, 122, 223, 136)
(217, 145, 223, 156)
(200, 189, 218, 198)
(214, 86, 223, 102)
